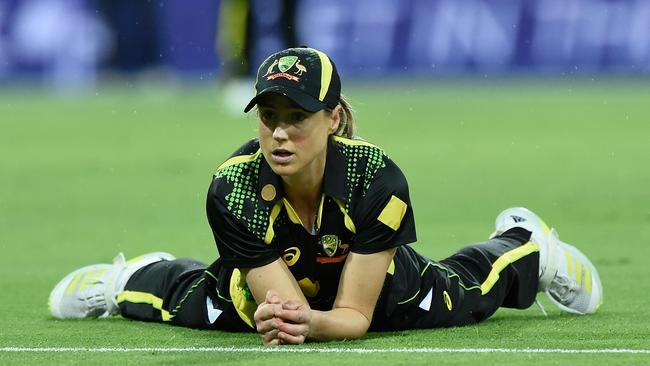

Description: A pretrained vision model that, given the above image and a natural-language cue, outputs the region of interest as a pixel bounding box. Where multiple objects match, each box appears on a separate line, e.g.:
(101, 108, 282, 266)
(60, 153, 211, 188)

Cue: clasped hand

(253, 289, 311, 345)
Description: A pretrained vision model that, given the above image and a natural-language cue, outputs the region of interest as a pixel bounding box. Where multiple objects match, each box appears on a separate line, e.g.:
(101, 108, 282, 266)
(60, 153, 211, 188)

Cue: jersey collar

(258, 138, 347, 206)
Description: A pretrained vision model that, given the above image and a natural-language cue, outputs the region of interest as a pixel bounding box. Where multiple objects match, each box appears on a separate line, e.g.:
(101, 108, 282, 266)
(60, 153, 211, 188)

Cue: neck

(282, 162, 324, 210)
(281, 149, 327, 231)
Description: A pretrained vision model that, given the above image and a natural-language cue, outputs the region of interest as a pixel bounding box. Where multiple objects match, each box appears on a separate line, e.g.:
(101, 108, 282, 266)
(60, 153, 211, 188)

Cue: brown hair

(328, 95, 356, 138)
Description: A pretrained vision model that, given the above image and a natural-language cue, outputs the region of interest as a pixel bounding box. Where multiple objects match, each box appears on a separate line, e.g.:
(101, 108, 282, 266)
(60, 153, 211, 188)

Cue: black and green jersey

(206, 136, 425, 327)
(119, 136, 539, 331)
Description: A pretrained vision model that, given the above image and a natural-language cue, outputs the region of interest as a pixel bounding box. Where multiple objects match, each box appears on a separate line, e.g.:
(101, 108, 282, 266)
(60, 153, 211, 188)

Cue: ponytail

(330, 95, 356, 139)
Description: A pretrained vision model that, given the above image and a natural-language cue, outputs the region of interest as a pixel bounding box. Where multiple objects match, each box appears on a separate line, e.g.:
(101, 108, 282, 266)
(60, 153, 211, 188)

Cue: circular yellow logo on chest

(261, 184, 276, 201)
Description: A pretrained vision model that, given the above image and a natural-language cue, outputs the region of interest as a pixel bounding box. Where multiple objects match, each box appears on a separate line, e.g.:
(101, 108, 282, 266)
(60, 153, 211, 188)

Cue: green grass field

(1, 80, 649, 365)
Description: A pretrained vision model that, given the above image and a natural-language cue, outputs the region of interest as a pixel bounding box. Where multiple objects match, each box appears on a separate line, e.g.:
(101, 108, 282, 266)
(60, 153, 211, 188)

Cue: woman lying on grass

(49, 47, 602, 345)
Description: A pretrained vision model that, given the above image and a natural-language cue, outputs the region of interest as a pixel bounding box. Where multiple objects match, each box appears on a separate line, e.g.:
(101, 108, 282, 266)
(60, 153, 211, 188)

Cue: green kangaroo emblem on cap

(278, 56, 298, 72)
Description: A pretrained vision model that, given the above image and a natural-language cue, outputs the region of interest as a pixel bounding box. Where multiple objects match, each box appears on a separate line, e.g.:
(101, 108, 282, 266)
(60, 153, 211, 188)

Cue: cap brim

(243, 85, 326, 113)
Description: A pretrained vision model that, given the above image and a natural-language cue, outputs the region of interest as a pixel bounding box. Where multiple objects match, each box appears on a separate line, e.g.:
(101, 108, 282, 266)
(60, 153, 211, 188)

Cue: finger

(276, 320, 308, 337)
(255, 303, 282, 322)
(265, 338, 280, 346)
(256, 317, 276, 334)
(277, 308, 308, 324)
(262, 328, 279, 344)
(277, 330, 305, 345)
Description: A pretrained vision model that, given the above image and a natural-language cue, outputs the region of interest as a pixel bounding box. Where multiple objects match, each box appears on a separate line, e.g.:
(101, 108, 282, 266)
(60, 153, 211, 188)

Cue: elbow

(346, 306, 374, 339)
(348, 325, 369, 340)
(343, 310, 371, 340)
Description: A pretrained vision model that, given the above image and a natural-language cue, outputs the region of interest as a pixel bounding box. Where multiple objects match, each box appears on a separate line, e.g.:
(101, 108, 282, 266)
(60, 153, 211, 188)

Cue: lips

(271, 148, 294, 164)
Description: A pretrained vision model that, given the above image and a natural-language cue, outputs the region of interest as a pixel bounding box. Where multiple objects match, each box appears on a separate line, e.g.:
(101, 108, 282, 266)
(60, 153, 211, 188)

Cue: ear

(327, 105, 342, 135)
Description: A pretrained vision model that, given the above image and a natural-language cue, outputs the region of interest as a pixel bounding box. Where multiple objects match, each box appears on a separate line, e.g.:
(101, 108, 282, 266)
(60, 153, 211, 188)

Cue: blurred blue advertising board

(290, 0, 650, 75)
(0, 0, 648, 82)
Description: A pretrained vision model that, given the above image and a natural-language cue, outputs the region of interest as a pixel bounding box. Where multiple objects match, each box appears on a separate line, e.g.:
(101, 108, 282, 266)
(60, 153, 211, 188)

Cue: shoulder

(331, 135, 384, 160)
(332, 135, 406, 198)
(215, 138, 263, 174)
(335, 137, 416, 252)
(212, 139, 263, 194)
(208, 139, 268, 236)
(210, 139, 262, 203)
(205, 139, 279, 267)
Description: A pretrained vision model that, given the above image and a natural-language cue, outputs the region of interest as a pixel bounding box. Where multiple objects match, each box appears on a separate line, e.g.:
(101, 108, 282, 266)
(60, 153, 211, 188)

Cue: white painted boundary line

(1, 347, 649, 354)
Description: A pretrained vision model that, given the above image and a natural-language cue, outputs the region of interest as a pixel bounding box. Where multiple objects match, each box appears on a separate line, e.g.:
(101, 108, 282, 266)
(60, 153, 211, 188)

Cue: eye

(290, 112, 307, 123)
(260, 110, 277, 124)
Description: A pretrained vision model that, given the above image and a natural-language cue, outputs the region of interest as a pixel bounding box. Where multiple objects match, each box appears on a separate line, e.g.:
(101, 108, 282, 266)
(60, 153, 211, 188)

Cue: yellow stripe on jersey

(216, 148, 262, 172)
(480, 241, 539, 295)
(278, 195, 325, 232)
(378, 195, 408, 231)
(316, 194, 325, 231)
(387, 259, 395, 275)
(116, 290, 173, 321)
(282, 198, 303, 225)
(332, 135, 380, 149)
(332, 198, 356, 234)
(264, 201, 283, 244)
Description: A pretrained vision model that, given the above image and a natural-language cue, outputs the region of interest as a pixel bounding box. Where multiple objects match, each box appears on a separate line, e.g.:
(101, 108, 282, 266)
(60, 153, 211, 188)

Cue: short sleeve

(206, 177, 279, 269)
(351, 157, 417, 254)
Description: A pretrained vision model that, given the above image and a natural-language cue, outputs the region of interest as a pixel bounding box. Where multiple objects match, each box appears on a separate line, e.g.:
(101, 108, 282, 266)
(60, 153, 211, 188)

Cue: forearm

(304, 250, 395, 342)
(307, 307, 371, 341)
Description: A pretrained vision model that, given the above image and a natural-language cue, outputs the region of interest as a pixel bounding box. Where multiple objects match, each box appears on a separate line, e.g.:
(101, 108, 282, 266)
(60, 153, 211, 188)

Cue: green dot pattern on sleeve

(335, 140, 387, 212)
(215, 155, 271, 241)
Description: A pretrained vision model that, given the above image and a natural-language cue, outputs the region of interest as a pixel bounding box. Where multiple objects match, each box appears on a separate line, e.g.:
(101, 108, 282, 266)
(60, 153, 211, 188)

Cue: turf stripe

(1, 347, 649, 354)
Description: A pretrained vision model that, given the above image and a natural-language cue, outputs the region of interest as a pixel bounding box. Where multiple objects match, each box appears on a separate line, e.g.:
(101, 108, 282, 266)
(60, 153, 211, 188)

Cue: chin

(268, 161, 299, 177)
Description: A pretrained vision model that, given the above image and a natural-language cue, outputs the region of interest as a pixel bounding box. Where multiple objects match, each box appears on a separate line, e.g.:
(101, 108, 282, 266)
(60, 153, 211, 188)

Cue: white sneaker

(48, 263, 114, 319)
(49, 252, 175, 319)
(493, 207, 603, 315)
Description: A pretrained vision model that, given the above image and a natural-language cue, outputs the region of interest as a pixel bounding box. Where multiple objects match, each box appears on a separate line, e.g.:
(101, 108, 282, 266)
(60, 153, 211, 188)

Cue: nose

(272, 126, 288, 141)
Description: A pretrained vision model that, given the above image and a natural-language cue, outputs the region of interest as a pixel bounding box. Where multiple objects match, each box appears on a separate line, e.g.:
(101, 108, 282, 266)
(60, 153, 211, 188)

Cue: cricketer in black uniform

(117, 134, 540, 331)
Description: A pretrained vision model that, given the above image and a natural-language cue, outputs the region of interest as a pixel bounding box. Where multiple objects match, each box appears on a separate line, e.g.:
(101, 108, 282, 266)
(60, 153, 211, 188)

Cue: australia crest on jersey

(320, 235, 340, 257)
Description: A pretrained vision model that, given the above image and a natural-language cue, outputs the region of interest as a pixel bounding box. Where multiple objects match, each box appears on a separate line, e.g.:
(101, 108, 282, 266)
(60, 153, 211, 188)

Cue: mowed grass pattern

(1, 81, 649, 365)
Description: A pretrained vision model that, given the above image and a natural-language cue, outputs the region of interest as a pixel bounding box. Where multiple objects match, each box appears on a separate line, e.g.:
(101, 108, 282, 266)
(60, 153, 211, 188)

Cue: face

(257, 94, 340, 180)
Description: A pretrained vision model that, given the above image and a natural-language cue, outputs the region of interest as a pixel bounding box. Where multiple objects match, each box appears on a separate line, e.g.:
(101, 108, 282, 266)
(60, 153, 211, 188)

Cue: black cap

(244, 47, 341, 113)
